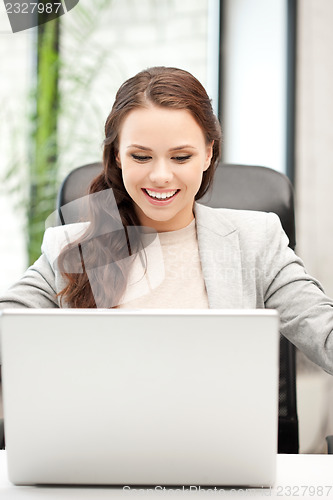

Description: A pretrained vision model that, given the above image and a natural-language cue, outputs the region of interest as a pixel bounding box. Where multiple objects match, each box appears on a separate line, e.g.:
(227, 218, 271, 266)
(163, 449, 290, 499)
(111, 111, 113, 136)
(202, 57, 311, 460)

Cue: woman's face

(116, 105, 213, 232)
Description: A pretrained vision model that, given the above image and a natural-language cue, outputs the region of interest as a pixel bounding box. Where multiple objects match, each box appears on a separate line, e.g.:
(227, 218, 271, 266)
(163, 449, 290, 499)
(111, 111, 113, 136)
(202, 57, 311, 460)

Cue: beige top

(118, 219, 209, 308)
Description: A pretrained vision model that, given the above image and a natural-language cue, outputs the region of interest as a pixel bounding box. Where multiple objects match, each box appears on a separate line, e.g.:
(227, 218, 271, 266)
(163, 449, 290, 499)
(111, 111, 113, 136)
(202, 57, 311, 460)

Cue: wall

(221, 0, 287, 174)
(295, 0, 333, 452)
(296, 0, 333, 299)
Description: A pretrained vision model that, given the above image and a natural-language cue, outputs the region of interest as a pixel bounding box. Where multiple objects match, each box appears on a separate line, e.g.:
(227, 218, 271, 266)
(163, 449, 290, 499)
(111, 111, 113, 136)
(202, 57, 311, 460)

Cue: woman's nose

(148, 160, 173, 185)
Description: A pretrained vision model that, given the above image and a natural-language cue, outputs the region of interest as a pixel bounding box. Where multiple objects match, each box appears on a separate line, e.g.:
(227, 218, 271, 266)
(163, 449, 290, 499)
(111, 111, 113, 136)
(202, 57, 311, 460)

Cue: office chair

(0, 418, 4, 450)
(55, 161, 299, 454)
(326, 436, 333, 454)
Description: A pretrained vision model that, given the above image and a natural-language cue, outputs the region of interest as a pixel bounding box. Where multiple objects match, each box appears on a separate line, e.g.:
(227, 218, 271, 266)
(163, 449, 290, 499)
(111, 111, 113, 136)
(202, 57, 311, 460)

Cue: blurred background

(0, 0, 333, 453)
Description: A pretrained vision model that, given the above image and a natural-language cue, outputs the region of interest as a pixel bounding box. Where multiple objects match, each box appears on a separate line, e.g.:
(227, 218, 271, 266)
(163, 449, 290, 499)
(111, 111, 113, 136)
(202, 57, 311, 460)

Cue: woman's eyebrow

(126, 144, 197, 151)
(127, 144, 152, 151)
(169, 145, 197, 151)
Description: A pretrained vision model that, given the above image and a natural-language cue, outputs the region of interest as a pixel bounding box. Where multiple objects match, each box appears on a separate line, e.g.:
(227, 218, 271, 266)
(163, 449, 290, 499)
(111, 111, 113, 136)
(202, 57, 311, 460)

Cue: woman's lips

(142, 188, 180, 205)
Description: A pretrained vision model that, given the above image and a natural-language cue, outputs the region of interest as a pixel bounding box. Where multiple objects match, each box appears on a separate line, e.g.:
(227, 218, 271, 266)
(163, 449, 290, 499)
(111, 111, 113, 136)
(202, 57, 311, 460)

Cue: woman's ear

(203, 141, 214, 171)
(115, 151, 121, 169)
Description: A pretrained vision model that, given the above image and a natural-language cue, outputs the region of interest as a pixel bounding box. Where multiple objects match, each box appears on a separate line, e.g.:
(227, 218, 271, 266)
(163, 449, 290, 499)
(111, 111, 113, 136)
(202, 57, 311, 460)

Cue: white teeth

(145, 189, 178, 200)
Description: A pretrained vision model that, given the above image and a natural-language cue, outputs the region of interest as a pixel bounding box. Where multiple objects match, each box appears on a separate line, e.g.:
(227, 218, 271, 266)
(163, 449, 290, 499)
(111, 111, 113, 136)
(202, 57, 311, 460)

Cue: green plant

(28, 17, 60, 264)
(3, 0, 115, 265)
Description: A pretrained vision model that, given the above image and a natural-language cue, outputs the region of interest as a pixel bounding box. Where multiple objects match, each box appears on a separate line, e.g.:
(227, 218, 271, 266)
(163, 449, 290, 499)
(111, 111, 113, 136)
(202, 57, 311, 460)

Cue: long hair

(57, 67, 222, 308)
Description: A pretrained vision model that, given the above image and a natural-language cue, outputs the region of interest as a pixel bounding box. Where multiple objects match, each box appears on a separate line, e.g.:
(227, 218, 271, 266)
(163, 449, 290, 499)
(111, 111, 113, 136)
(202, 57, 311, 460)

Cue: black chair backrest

(200, 164, 298, 454)
(57, 162, 299, 454)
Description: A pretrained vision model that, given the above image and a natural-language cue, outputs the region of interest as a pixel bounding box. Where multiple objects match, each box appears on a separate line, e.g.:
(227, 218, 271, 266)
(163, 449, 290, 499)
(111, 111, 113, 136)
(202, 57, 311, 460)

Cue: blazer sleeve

(0, 222, 87, 311)
(0, 253, 59, 310)
(263, 212, 333, 374)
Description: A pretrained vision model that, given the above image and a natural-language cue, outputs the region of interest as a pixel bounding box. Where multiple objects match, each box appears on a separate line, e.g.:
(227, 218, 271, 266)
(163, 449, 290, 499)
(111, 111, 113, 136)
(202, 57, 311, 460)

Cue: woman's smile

(142, 188, 180, 204)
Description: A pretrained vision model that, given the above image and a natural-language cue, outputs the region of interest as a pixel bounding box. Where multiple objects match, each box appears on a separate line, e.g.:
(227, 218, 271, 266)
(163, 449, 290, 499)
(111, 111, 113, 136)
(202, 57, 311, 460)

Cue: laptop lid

(0, 309, 279, 487)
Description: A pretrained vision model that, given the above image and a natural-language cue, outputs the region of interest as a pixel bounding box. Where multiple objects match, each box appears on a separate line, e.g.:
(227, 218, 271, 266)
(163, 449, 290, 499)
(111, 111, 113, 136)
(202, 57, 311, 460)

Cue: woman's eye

(173, 155, 192, 162)
(132, 154, 151, 162)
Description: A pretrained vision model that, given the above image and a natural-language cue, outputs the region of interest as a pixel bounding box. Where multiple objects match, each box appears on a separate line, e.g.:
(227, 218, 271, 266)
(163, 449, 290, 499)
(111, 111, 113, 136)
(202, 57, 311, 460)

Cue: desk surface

(0, 452, 333, 499)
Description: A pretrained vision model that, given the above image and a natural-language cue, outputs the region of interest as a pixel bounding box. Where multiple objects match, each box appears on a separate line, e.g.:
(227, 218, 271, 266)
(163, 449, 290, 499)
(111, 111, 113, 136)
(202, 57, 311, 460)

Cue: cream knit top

(118, 219, 209, 308)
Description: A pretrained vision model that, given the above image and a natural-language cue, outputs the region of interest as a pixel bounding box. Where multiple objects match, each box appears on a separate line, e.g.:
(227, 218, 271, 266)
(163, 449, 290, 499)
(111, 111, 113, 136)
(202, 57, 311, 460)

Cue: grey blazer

(1, 203, 333, 373)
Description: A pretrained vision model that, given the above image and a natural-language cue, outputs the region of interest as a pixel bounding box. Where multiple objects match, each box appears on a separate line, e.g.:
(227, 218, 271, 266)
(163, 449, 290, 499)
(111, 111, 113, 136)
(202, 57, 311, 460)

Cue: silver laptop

(0, 309, 279, 487)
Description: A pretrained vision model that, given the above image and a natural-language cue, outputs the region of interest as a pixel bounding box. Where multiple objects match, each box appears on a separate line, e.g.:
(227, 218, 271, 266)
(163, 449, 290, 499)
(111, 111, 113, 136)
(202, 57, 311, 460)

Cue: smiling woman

(54, 66, 221, 308)
(1, 67, 333, 377)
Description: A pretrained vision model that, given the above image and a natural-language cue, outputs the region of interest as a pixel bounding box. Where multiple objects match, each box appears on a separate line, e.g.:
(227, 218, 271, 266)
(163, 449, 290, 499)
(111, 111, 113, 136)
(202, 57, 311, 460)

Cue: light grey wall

(293, 0, 333, 454)
(296, 0, 333, 298)
(222, 0, 287, 174)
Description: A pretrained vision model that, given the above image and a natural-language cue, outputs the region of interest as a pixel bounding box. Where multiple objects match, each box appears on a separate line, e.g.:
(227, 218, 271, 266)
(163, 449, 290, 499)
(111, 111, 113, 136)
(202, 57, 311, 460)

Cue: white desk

(0, 452, 333, 499)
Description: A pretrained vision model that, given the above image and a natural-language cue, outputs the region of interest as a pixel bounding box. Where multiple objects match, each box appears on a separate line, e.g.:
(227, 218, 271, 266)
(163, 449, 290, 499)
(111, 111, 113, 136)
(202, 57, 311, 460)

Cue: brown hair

(57, 66, 222, 308)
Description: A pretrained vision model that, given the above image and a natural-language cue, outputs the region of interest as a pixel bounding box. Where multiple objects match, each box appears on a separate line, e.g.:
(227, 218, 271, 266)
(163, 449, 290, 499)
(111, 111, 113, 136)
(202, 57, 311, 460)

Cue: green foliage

(28, 19, 60, 264)
(3, 0, 115, 266)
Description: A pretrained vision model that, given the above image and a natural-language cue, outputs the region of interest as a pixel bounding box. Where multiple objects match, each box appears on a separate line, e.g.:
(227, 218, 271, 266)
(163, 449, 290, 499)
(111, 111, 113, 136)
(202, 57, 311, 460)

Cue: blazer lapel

(194, 203, 243, 308)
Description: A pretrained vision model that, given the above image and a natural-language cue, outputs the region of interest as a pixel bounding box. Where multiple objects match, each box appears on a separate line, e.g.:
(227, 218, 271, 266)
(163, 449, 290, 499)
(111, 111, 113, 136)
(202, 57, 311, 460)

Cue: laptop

(0, 309, 279, 487)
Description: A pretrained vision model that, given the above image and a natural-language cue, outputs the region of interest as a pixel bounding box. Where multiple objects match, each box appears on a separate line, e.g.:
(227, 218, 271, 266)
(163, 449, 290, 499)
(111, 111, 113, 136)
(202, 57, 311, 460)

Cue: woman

(1, 66, 333, 374)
